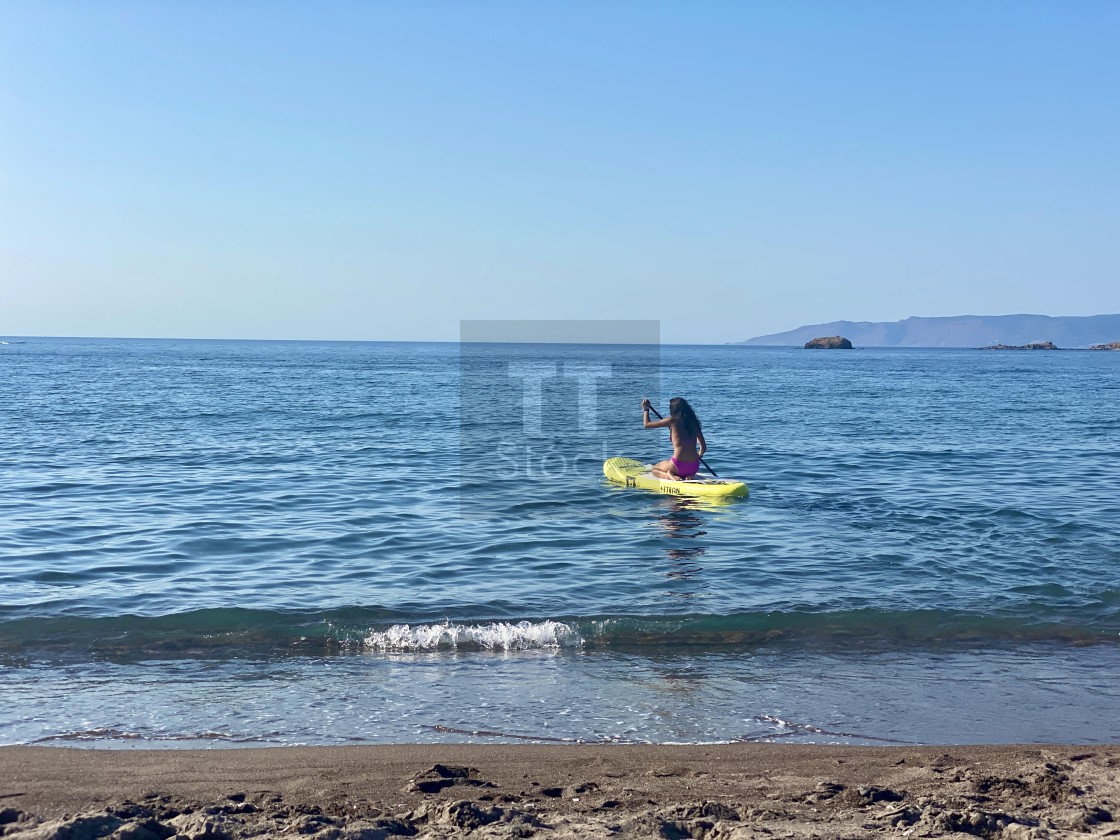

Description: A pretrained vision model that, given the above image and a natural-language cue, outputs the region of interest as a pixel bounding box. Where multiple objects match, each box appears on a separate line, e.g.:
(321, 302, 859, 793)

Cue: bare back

(669, 421, 704, 464)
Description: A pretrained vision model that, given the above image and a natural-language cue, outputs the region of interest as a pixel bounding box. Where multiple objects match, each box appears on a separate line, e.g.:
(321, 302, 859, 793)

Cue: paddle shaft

(646, 405, 718, 478)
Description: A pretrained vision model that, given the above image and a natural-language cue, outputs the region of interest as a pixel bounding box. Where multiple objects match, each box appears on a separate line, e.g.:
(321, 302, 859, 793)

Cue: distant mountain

(737, 315, 1120, 348)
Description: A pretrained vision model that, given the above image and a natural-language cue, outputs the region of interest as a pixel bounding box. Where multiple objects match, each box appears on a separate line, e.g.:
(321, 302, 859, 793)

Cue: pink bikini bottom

(671, 457, 700, 478)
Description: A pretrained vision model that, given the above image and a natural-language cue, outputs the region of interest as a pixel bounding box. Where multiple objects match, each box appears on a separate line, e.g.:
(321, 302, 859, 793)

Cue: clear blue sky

(2, 1, 1117, 343)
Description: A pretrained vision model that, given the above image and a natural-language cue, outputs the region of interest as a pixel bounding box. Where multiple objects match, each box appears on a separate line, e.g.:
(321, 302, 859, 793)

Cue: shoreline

(2, 744, 1117, 838)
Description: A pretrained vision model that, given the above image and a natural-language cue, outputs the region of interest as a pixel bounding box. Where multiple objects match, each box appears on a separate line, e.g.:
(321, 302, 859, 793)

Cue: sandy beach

(1, 744, 1117, 838)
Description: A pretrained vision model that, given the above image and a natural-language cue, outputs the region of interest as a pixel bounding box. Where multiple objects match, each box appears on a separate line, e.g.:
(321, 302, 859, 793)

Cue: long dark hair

(669, 396, 701, 439)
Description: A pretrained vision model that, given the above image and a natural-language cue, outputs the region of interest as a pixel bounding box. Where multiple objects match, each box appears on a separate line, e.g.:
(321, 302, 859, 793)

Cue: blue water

(1, 337, 1118, 747)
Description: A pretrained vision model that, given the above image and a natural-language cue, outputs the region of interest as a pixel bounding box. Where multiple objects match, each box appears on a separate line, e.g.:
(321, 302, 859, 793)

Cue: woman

(641, 396, 706, 480)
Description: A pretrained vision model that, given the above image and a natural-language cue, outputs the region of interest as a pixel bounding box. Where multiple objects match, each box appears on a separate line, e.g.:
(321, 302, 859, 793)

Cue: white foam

(755, 714, 825, 733)
(363, 620, 582, 652)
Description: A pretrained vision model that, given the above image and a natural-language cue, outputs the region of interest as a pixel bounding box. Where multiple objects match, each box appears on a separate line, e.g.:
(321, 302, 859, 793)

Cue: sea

(1, 337, 1118, 748)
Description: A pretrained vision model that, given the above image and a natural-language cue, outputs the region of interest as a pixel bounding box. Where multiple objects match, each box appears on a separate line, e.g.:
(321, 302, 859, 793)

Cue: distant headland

(980, 341, 1058, 351)
(737, 314, 1120, 348)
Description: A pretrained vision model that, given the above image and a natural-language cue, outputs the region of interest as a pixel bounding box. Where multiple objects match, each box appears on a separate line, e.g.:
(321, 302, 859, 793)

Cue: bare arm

(641, 399, 673, 429)
(697, 430, 707, 458)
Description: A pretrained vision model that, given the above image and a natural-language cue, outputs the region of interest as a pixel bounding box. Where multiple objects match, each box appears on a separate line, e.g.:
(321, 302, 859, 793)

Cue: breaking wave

(363, 620, 582, 651)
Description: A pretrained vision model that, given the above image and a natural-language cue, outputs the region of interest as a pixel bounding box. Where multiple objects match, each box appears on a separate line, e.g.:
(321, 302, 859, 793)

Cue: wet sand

(1, 744, 1117, 838)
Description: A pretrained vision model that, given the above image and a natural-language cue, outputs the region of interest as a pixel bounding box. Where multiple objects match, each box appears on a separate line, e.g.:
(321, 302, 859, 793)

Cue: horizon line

(5, 334, 1107, 350)
(1, 333, 724, 347)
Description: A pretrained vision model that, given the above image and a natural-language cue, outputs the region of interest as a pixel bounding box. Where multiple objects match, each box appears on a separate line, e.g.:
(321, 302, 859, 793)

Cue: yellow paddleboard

(603, 457, 748, 499)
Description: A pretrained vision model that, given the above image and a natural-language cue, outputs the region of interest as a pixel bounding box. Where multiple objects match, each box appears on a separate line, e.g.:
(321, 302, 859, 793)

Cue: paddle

(646, 404, 719, 478)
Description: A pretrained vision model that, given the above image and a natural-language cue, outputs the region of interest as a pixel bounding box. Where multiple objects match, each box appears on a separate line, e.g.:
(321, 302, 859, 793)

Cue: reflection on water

(655, 498, 709, 591)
